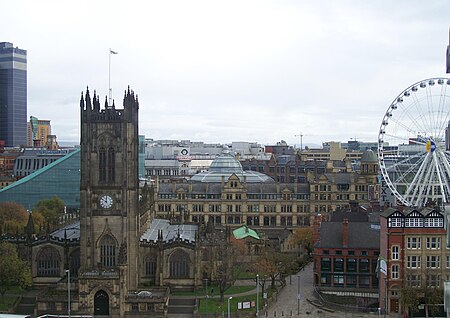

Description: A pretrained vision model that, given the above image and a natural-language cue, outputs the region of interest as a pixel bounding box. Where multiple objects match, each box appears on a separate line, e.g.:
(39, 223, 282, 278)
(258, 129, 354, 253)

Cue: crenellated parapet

(80, 86, 138, 123)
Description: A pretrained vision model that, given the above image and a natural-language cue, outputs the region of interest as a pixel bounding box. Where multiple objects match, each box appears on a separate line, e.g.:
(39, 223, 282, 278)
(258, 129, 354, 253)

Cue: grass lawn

(172, 285, 254, 296)
(198, 287, 275, 314)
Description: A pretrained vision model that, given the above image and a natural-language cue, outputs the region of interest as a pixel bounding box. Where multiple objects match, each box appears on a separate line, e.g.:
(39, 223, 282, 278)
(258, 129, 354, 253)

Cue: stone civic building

(154, 148, 380, 228)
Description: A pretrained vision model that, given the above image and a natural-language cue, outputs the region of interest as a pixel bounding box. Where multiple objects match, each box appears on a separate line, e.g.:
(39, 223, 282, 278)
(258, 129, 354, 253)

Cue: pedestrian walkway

(266, 263, 402, 318)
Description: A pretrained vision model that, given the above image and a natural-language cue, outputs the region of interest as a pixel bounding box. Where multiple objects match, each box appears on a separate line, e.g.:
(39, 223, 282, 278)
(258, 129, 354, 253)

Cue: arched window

(37, 247, 61, 276)
(107, 147, 115, 182)
(100, 235, 116, 267)
(145, 254, 157, 277)
(99, 147, 106, 182)
(70, 249, 80, 277)
(169, 249, 190, 278)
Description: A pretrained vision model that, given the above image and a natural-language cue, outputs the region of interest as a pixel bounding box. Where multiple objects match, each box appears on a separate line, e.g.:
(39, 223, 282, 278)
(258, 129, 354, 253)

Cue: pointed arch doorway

(94, 290, 109, 316)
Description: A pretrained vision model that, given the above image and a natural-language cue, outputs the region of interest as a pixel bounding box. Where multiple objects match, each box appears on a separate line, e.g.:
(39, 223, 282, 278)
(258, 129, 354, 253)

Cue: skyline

(2, 0, 450, 146)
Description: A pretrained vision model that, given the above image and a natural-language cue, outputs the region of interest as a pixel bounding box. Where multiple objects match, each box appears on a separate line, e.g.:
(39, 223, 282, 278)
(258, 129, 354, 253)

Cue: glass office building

(0, 42, 27, 146)
(0, 149, 80, 209)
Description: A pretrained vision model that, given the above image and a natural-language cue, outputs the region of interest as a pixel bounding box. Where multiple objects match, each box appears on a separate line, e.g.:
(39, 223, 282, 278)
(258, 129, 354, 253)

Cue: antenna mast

(294, 132, 304, 151)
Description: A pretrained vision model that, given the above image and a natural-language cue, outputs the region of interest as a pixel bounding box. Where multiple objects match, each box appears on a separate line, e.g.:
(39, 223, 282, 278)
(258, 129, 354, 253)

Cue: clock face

(99, 195, 113, 209)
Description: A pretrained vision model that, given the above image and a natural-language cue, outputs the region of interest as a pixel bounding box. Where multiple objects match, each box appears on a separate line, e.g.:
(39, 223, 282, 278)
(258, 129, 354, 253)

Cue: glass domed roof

(208, 148, 243, 173)
(190, 147, 274, 183)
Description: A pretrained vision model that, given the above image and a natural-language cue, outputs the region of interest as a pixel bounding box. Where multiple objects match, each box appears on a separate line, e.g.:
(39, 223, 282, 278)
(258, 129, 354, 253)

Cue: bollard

(282, 311, 284, 316)
(290, 310, 293, 316)
(274, 311, 276, 317)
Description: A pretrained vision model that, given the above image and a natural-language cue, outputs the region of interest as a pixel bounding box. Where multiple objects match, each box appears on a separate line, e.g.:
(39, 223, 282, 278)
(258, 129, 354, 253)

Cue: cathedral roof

(140, 219, 197, 243)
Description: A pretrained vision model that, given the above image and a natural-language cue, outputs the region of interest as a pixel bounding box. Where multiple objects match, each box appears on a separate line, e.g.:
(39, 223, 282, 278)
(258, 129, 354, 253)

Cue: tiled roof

(316, 222, 380, 249)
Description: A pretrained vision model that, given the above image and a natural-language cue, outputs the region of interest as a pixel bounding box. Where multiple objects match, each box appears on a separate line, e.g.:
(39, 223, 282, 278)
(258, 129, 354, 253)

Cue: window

(427, 275, 440, 287)
(359, 276, 370, 287)
(359, 259, 370, 272)
(405, 217, 423, 227)
(426, 237, 441, 249)
(391, 246, 399, 260)
(346, 259, 357, 272)
(333, 258, 344, 272)
(169, 249, 190, 278)
(406, 256, 421, 268)
(145, 256, 157, 277)
(406, 237, 421, 249)
(321, 258, 331, 271)
(107, 147, 115, 182)
(406, 275, 421, 287)
(346, 275, 357, 286)
(389, 217, 402, 227)
(333, 275, 344, 285)
(37, 247, 61, 276)
(426, 255, 440, 268)
(320, 274, 331, 285)
(100, 235, 116, 267)
(447, 255, 450, 268)
(391, 265, 399, 279)
(99, 147, 106, 182)
(425, 218, 444, 228)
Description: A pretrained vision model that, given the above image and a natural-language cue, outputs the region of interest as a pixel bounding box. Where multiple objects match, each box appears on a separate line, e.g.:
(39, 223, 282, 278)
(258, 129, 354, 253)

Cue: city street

(265, 263, 400, 318)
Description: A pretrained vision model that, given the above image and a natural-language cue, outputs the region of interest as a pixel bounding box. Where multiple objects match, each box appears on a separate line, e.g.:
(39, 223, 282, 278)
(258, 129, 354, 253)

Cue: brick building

(379, 206, 447, 316)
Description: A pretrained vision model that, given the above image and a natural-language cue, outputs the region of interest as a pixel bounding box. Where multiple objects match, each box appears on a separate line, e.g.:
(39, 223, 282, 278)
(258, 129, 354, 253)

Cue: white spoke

(378, 78, 450, 208)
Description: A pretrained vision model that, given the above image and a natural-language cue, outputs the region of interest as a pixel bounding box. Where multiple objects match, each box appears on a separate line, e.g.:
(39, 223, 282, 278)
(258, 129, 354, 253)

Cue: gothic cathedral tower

(78, 88, 139, 317)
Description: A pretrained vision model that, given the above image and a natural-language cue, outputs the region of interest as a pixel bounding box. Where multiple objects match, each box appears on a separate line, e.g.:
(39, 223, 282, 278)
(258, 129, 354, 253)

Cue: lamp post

(228, 296, 233, 318)
(297, 275, 300, 315)
(256, 274, 259, 317)
(65, 269, 71, 318)
(204, 278, 208, 315)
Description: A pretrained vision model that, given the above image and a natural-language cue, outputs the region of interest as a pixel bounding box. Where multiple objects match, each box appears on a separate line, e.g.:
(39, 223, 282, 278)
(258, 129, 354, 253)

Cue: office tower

(0, 42, 27, 147)
(27, 116, 51, 147)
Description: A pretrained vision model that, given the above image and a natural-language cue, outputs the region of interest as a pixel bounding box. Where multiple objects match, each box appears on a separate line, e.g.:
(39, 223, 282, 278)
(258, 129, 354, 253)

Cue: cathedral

(25, 88, 233, 317)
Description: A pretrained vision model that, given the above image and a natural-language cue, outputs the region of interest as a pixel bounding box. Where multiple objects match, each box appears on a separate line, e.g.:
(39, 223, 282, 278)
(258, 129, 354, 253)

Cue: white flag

(379, 256, 387, 276)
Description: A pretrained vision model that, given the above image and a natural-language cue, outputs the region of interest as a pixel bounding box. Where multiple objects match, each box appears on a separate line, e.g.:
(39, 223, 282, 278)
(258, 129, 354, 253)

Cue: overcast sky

(3, 0, 450, 147)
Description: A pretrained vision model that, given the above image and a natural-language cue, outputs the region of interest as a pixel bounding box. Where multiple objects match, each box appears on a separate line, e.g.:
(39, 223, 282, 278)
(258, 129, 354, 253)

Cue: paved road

(265, 263, 401, 318)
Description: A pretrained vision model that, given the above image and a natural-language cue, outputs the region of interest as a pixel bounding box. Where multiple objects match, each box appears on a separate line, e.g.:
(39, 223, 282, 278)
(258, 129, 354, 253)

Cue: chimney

(342, 218, 349, 247)
(312, 216, 322, 243)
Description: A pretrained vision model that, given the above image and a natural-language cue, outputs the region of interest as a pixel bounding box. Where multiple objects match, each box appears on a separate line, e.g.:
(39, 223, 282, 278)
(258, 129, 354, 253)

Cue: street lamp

(297, 275, 300, 315)
(256, 274, 259, 317)
(228, 296, 233, 318)
(204, 278, 208, 315)
(65, 269, 71, 318)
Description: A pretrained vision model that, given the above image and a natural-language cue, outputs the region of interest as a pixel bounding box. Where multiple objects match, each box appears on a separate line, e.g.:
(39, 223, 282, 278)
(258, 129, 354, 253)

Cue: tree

(33, 196, 65, 230)
(0, 242, 31, 299)
(421, 285, 443, 318)
(400, 281, 420, 317)
(0, 202, 28, 234)
(213, 235, 247, 302)
(290, 227, 313, 256)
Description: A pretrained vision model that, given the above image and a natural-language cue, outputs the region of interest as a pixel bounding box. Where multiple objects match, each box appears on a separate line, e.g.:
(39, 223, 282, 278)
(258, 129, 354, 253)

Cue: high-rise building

(0, 42, 27, 147)
(27, 116, 51, 147)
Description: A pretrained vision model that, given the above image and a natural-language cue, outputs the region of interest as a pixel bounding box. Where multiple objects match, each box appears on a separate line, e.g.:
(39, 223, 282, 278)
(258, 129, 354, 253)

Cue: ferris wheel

(378, 77, 450, 208)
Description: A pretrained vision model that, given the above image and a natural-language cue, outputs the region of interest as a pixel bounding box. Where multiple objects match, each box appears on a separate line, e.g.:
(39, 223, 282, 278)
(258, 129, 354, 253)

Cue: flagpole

(108, 48, 112, 107)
